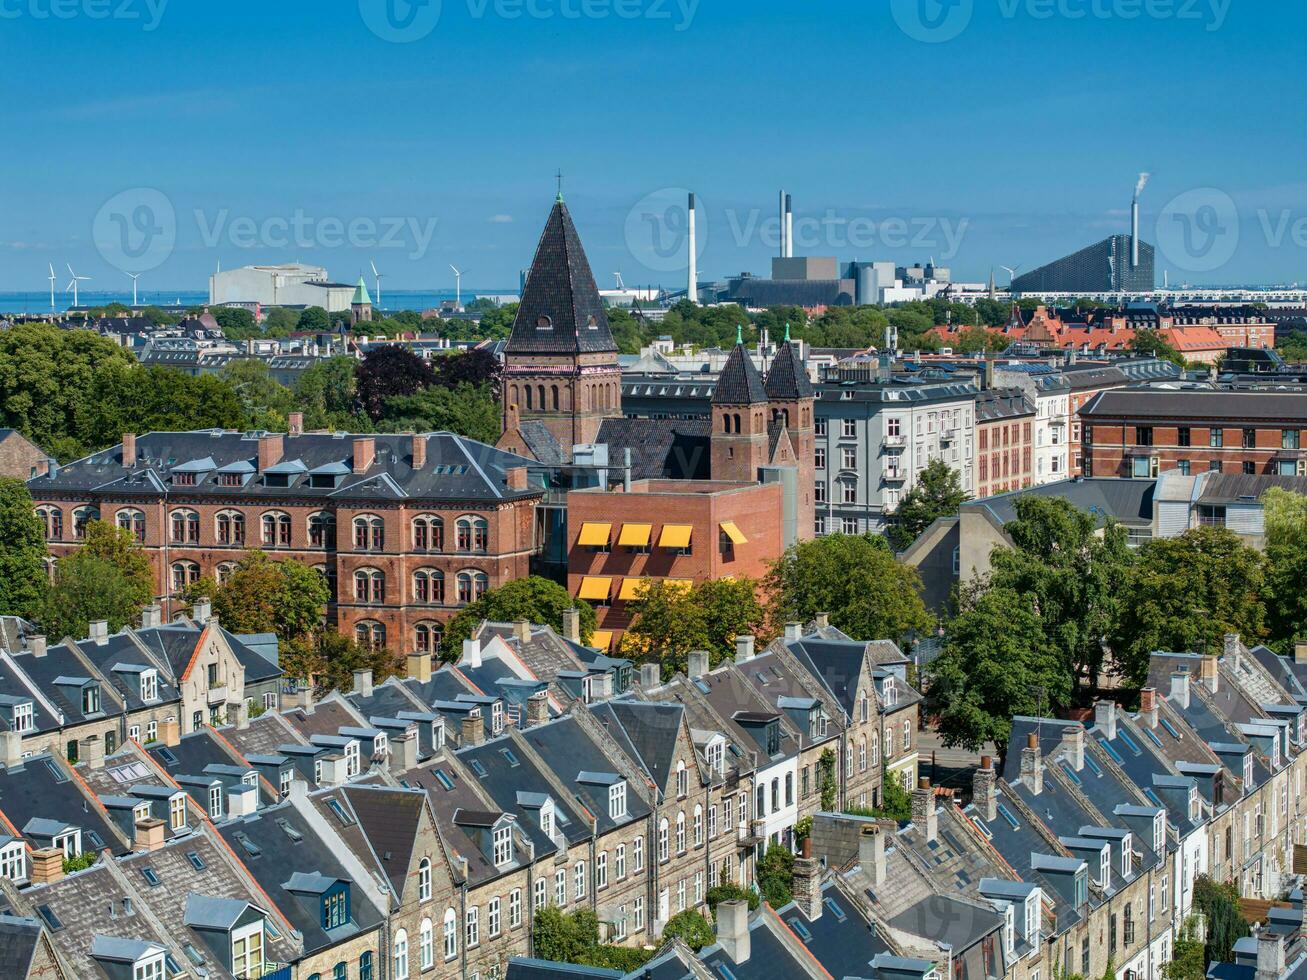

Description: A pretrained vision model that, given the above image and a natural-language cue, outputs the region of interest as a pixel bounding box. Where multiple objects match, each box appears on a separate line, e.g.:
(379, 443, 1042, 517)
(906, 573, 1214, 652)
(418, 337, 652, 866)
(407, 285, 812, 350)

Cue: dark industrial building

(1011, 234, 1155, 294)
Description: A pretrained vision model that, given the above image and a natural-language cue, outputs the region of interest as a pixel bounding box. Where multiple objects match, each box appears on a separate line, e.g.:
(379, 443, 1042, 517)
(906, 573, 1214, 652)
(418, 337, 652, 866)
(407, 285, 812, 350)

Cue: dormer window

(344, 740, 361, 777)
(82, 684, 101, 715)
(1099, 847, 1111, 887)
(1024, 894, 1039, 939)
(1121, 834, 1133, 876)
(0, 840, 26, 882)
(208, 785, 223, 820)
(322, 883, 350, 930)
(373, 734, 388, 759)
(140, 670, 158, 703)
(53, 830, 80, 858)
(1243, 753, 1254, 788)
(883, 680, 897, 708)
(540, 801, 553, 839)
(491, 702, 504, 735)
(11, 701, 33, 734)
(231, 921, 266, 979)
(170, 793, 187, 830)
(1074, 868, 1088, 907)
(133, 953, 166, 980)
(432, 722, 445, 752)
(706, 740, 724, 775)
(609, 781, 627, 820)
(1002, 905, 1015, 956)
(493, 825, 513, 867)
(537, 315, 553, 331)
(1153, 812, 1165, 854)
(1189, 786, 1200, 822)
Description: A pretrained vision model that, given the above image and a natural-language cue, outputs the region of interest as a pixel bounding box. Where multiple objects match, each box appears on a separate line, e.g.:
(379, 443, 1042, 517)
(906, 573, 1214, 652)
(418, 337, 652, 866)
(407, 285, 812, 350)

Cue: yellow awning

(658, 524, 694, 548)
(665, 579, 694, 593)
(719, 521, 748, 545)
(578, 522, 612, 547)
(578, 576, 613, 601)
(590, 630, 614, 651)
(619, 577, 650, 601)
(617, 523, 653, 547)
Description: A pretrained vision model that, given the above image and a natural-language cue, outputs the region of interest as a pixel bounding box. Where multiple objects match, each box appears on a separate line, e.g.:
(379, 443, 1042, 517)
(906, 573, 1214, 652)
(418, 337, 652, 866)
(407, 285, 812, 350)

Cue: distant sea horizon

(0, 288, 517, 315)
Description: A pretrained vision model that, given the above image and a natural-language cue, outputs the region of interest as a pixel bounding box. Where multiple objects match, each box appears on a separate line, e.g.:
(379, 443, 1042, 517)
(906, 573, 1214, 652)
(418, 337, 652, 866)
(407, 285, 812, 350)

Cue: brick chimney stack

(353, 437, 376, 474)
(258, 434, 283, 471)
(288, 412, 304, 436)
(412, 434, 427, 470)
(122, 432, 137, 468)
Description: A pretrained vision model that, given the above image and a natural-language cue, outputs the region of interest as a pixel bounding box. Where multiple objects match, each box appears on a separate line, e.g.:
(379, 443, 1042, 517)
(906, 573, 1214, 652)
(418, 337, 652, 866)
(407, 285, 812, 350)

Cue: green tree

(817, 749, 838, 810)
(621, 578, 768, 677)
(1192, 876, 1247, 966)
(297, 307, 330, 332)
(706, 882, 760, 916)
(283, 628, 399, 693)
(529, 907, 653, 971)
(443, 576, 595, 653)
(991, 496, 1133, 688)
(1263, 488, 1307, 653)
(928, 586, 1071, 766)
(1127, 329, 1184, 366)
(356, 346, 435, 421)
(888, 459, 969, 551)
(1112, 527, 1267, 685)
(41, 556, 146, 640)
(1162, 918, 1207, 980)
(756, 844, 795, 907)
(186, 551, 328, 643)
(378, 383, 500, 444)
(263, 307, 301, 336)
(219, 359, 295, 430)
(765, 534, 932, 643)
(0, 323, 135, 459)
(292, 357, 361, 430)
(77, 520, 154, 605)
(0, 478, 49, 619)
(854, 774, 911, 821)
(211, 307, 258, 339)
(84, 364, 248, 454)
(662, 910, 715, 951)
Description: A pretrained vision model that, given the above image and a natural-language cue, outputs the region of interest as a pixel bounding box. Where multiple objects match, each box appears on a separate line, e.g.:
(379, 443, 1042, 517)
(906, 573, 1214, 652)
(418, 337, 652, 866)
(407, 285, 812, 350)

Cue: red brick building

(567, 479, 785, 649)
(28, 426, 541, 656)
(973, 388, 1035, 497)
(1080, 388, 1307, 479)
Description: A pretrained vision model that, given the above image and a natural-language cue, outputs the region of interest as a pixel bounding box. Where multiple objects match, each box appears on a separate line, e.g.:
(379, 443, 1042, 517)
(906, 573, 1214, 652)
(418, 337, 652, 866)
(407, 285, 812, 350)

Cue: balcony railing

(206, 686, 228, 705)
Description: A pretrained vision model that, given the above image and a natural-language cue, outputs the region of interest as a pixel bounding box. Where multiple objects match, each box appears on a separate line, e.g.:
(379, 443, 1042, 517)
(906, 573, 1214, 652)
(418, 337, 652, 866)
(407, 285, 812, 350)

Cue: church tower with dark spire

(501, 196, 621, 449)
(710, 331, 771, 484)
(764, 326, 817, 538)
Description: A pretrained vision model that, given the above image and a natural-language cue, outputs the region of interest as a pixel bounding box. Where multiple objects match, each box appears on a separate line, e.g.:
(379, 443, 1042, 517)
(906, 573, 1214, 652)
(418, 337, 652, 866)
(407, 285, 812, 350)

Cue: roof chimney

(973, 756, 997, 822)
(407, 652, 432, 684)
(412, 434, 427, 470)
(784, 622, 803, 642)
(716, 900, 751, 964)
(140, 605, 162, 629)
(258, 434, 283, 471)
(26, 635, 46, 658)
(0, 732, 21, 769)
(88, 620, 108, 646)
(735, 635, 755, 664)
(860, 824, 886, 887)
(814, 612, 830, 629)
(912, 777, 937, 842)
(1295, 640, 1307, 665)
(29, 847, 64, 885)
(461, 709, 484, 748)
(792, 837, 823, 921)
(122, 432, 137, 468)
(1256, 925, 1285, 980)
(1139, 688, 1158, 729)
(1200, 654, 1219, 693)
(159, 716, 181, 747)
(1094, 700, 1118, 742)
(352, 670, 373, 699)
(562, 607, 581, 645)
(462, 639, 482, 669)
(353, 437, 376, 474)
(514, 620, 531, 645)
(133, 817, 166, 853)
(527, 690, 551, 728)
(506, 466, 529, 491)
(1061, 726, 1085, 772)
(639, 664, 661, 689)
(1020, 731, 1043, 795)
(288, 412, 304, 436)
(1170, 670, 1191, 709)
(688, 650, 710, 680)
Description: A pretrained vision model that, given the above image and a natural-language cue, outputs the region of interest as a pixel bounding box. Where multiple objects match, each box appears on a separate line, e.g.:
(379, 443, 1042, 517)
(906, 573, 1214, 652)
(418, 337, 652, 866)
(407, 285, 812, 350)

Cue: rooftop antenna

(47, 263, 57, 311)
(65, 264, 90, 308)
(449, 265, 466, 311)
(370, 259, 384, 311)
(126, 272, 141, 307)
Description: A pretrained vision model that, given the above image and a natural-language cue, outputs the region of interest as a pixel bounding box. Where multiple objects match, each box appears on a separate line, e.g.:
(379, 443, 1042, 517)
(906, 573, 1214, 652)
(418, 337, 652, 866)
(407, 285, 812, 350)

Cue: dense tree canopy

(1263, 488, 1307, 654)
(356, 346, 436, 421)
(39, 521, 155, 639)
(765, 534, 932, 643)
(620, 578, 768, 677)
(0, 478, 49, 620)
(888, 459, 968, 552)
(184, 551, 329, 643)
(443, 576, 596, 652)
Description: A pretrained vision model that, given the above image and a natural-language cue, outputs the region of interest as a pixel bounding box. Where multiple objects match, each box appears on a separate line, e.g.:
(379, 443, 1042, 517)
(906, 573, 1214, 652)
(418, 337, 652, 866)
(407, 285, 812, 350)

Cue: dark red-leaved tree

(355, 346, 436, 421)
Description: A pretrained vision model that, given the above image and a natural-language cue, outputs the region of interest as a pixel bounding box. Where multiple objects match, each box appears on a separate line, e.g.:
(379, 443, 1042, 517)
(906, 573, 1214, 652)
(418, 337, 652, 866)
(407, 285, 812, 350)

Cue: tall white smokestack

(778, 190, 786, 258)
(785, 194, 794, 259)
(1132, 172, 1150, 269)
(687, 192, 698, 306)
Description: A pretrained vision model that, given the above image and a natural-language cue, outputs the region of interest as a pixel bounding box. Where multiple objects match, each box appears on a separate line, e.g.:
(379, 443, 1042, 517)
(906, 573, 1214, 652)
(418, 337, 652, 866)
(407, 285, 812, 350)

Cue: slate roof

(339, 785, 427, 897)
(764, 340, 815, 399)
(594, 417, 712, 480)
(506, 200, 617, 355)
(1080, 387, 1307, 422)
(961, 477, 1156, 529)
(590, 700, 683, 792)
(31, 430, 541, 504)
(712, 344, 769, 405)
(0, 914, 43, 980)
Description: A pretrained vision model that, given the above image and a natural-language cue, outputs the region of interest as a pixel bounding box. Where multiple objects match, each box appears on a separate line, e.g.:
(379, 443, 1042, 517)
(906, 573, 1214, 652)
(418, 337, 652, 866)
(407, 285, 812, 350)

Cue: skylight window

(141, 867, 161, 887)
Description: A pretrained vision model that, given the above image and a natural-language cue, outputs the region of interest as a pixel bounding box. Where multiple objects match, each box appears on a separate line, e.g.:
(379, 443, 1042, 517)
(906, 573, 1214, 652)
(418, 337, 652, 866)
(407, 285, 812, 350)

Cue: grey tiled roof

(1080, 386, 1307, 421)
(506, 200, 617, 355)
(711, 344, 768, 405)
(595, 417, 711, 480)
(764, 341, 815, 399)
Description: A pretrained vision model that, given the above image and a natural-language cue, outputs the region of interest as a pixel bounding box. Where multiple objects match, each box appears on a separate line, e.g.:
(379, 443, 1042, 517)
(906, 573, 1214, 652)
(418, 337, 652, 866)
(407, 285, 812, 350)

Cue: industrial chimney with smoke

(687, 192, 698, 305)
(785, 193, 794, 258)
(1132, 171, 1150, 268)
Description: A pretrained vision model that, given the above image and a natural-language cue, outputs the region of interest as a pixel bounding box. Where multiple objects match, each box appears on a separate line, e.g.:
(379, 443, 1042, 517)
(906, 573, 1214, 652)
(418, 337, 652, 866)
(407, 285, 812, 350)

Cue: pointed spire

(765, 336, 815, 400)
(506, 199, 616, 355)
(352, 276, 372, 306)
(713, 342, 768, 406)
(736, 324, 744, 346)
(784, 322, 791, 342)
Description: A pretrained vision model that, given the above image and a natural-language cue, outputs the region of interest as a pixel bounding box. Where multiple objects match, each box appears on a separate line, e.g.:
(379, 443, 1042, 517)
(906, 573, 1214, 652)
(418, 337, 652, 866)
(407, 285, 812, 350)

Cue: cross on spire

(555, 169, 564, 203)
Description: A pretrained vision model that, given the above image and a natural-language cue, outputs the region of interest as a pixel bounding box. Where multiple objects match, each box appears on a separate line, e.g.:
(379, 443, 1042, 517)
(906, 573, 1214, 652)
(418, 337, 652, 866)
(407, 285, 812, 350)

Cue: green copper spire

(555, 168, 564, 203)
(736, 324, 744, 346)
(784, 322, 791, 342)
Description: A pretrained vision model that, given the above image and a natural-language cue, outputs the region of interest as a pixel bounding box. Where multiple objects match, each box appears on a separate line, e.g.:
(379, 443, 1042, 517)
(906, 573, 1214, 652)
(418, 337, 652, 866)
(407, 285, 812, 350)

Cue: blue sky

(2, 0, 1305, 294)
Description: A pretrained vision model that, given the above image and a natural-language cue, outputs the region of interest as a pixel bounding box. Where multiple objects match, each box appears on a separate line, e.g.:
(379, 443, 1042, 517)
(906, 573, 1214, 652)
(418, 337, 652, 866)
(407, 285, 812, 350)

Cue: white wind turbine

(47, 263, 57, 310)
(449, 264, 466, 311)
(127, 272, 142, 307)
(370, 260, 384, 311)
(1000, 265, 1022, 286)
(65, 264, 91, 308)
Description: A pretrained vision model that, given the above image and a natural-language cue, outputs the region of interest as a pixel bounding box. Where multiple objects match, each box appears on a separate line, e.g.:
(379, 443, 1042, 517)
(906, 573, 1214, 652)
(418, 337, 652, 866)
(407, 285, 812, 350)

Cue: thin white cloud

(489, 214, 514, 224)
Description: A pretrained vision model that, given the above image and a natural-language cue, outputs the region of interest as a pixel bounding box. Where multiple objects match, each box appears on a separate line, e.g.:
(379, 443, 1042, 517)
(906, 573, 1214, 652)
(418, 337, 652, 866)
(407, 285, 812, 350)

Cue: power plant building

(1011, 235, 1155, 294)
(208, 263, 359, 312)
